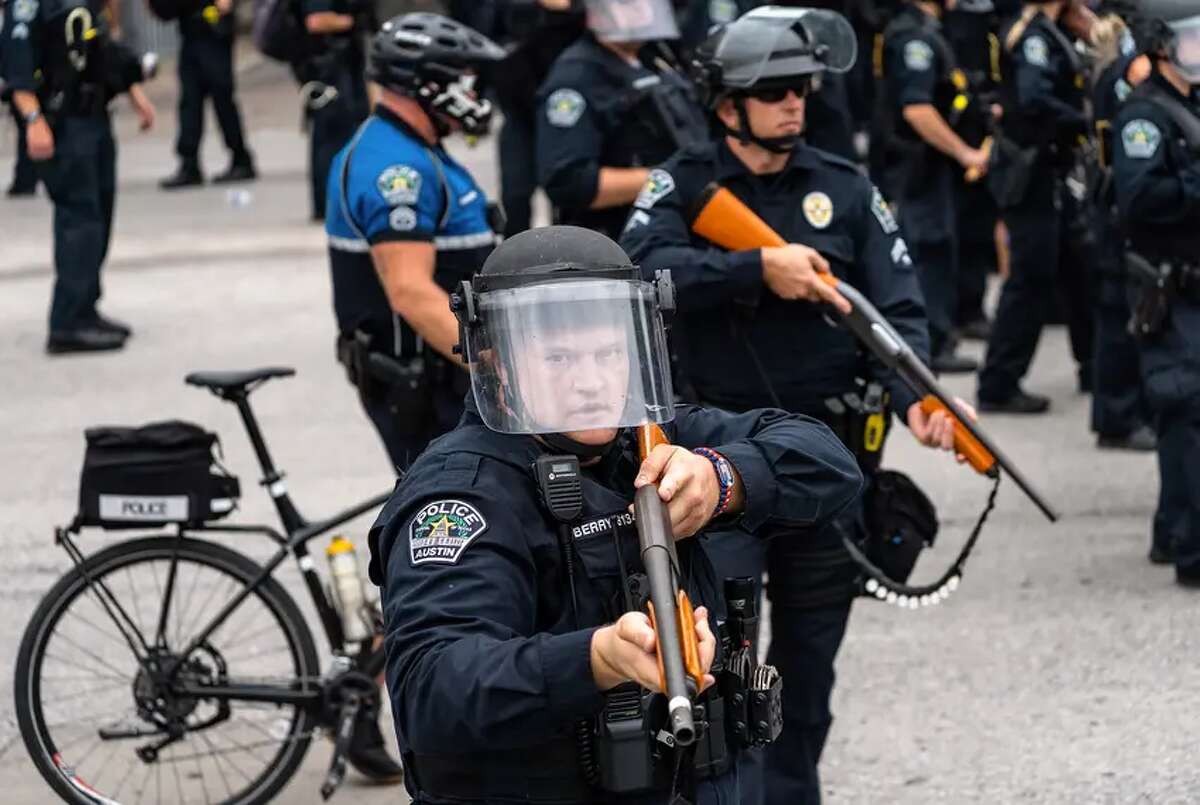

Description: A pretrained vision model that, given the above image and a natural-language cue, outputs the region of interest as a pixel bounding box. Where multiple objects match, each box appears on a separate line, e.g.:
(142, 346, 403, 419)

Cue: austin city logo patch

(409, 499, 488, 566)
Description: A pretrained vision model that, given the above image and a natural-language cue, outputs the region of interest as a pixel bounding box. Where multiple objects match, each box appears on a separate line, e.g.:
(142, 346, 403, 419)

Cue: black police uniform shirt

(325, 107, 496, 356)
(369, 404, 863, 800)
(879, 4, 963, 242)
(536, 33, 691, 241)
(179, 1, 234, 41)
(1000, 11, 1086, 161)
(620, 139, 932, 419)
(1113, 72, 1200, 265)
(1, 0, 112, 103)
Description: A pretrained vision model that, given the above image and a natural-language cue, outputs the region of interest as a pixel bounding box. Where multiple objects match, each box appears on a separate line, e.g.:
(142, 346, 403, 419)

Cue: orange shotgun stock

(688, 183, 1058, 522)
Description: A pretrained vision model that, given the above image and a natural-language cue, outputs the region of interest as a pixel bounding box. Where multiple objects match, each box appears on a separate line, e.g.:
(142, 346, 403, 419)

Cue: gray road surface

(1, 58, 1195, 805)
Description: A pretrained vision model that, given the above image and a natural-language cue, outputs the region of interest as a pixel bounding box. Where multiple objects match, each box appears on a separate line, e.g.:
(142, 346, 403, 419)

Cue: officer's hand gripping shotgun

(688, 184, 1058, 523)
(634, 424, 705, 747)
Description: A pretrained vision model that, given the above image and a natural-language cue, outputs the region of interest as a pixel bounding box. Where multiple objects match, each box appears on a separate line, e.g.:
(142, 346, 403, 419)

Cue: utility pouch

(987, 131, 1038, 209)
(720, 577, 783, 749)
(594, 684, 657, 794)
(863, 469, 939, 584)
(823, 381, 890, 476)
(1125, 252, 1173, 342)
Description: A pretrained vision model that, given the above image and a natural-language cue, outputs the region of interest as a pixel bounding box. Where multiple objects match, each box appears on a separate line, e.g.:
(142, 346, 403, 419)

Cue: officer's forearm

(11, 90, 40, 118)
(305, 11, 354, 34)
(391, 286, 461, 363)
(590, 167, 650, 210)
(902, 104, 971, 164)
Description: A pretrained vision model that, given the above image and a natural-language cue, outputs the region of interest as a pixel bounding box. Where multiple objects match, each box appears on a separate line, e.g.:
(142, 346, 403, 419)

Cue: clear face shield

(585, 0, 681, 43)
(1169, 16, 1200, 83)
(715, 7, 856, 88)
(460, 276, 675, 436)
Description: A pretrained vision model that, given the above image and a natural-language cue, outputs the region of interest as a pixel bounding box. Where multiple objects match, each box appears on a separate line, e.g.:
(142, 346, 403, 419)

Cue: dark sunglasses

(743, 81, 812, 103)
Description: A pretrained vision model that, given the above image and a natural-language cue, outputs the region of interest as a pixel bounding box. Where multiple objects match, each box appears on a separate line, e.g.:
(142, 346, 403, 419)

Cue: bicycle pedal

(320, 696, 361, 799)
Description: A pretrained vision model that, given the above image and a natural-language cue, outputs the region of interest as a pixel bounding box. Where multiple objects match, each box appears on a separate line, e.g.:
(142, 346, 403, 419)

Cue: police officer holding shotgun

(621, 8, 973, 802)
(368, 224, 864, 804)
(1112, 0, 1200, 587)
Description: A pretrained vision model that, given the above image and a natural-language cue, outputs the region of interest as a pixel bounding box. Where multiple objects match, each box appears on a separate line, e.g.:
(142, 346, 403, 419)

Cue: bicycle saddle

(185, 367, 296, 393)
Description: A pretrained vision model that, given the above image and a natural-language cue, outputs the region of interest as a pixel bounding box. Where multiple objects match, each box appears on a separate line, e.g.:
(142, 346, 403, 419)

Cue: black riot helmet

(1134, 0, 1200, 81)
(367, 13, 506, 137)
(691, 6, 857, 152)
(451, 226, 676, 457)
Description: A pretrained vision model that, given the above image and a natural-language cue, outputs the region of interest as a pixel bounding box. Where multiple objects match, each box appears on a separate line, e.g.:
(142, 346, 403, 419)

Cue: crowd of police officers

(5, 0, 1200, 801)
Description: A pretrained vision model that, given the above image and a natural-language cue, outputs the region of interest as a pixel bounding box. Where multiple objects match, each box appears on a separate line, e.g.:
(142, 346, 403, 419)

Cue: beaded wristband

(693, 447, 735, 518)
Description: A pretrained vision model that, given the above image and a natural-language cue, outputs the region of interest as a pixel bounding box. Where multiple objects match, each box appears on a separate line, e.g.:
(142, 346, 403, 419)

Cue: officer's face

(511, 324, 631, 445)
(718, 87, 808, 141)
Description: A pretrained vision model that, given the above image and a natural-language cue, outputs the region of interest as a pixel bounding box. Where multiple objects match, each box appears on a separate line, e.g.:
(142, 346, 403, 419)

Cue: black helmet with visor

(451, 226, 675, 456)
(692, 6, 856, 152)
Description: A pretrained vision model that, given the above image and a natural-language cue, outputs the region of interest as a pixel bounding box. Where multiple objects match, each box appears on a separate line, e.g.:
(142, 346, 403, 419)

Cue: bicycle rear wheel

(15, 536, 320, 805)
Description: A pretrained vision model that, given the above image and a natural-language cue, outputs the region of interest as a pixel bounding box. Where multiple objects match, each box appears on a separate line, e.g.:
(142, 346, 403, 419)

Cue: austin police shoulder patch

(634, 169, 675, 210)
(409, 499, 488, 566)
(12, 0, 37, 22)
(1121, 118, 1161, 159)
(903, 39, 934, 72)
(802, 191, 834, 230)
(389, 205, 417, 232)
(377, 165, 422, 206)
(547, 88, 587, 128)
(1023, 35, 1049, 68)
(870, 187, 898, 234)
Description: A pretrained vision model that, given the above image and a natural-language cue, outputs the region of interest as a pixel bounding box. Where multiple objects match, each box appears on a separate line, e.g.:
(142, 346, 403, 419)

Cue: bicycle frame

(56, 383, 393, 709)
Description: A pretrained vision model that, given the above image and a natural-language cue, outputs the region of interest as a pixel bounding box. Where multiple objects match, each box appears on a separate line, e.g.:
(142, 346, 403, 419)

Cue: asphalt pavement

(1, 56, 1196, 805)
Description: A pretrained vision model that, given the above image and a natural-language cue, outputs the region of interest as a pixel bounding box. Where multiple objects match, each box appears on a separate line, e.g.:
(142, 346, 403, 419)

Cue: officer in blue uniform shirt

(536, 0, 708, 240)
(621, 9, 973, 803)
(1111, 0, 1200, 586)
(327, 13, 504, 473)
(873, 0, 989, 374)
(369, 224, 864, 805)
(1, 0, 156, 353)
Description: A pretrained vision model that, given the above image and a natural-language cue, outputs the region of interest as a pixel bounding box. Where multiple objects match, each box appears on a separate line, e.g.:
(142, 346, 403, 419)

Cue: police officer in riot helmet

(326, 16, 503, 470)
(368, 224, 863, 804)
(536, 0, 709, 240)
(622, 8, 975, 802)
(1111, 0, 1200, 585)
(1, 0, 156, 353)
(872, 0, 988, 374)
(975, 0, 1097, 412)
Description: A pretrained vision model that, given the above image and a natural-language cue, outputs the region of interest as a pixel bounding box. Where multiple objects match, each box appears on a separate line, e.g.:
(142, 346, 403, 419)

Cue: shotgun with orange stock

(688, 183, 1059, 524)
(634, 423, 705, 746)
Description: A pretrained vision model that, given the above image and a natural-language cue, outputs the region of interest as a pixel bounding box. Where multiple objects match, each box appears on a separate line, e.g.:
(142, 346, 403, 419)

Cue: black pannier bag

(77, 421, 240, 529)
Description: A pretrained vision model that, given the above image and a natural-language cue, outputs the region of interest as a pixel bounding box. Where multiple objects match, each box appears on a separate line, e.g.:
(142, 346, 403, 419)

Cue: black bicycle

(14, 367, 399, 804)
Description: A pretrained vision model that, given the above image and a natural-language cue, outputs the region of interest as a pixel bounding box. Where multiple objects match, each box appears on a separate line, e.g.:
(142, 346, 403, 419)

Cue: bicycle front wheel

(15, 536, 321, 805)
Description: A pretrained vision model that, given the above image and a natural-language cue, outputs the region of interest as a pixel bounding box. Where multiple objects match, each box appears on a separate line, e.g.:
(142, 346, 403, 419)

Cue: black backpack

(253, 0, 310, 64)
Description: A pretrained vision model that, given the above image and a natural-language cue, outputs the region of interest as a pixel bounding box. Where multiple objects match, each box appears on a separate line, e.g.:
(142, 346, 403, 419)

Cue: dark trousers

(37, 114, 116, 332)
(360, 384, 466, 474)
(703, 519, 857, 805)
(9, 106, 39, 191)
(497, 102, 537, 237)
(307, 53, 368, 220)
(1091, 276, 1144, 436)
(955, 183, 995, 327)
(910, 238, 958, 356)
(978, 176, 1061, 401)
(176, 34, 250, 167)
(1139, 300, 1200, 568)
